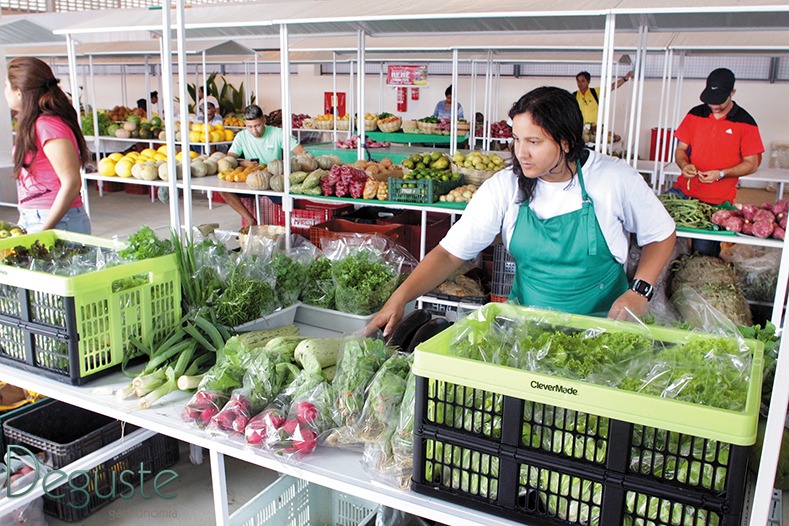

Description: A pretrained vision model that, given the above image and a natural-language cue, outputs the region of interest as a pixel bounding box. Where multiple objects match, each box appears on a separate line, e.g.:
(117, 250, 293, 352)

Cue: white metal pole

(596, 13, 614, 153)
(484, 51, 493, 152)
(160, 0, 181, 235)
(348, 58, 354, 142)
(450, 48, 459, 156)
(176, 0, 192, 236)
(65, 34, 91, 216)
(357, 30, 366, 161)
(632, 25, 648, 179)
(379, 62, 385, 115)
(653, 49, 669, 192)
(144, 56, 151, 119)
(670, 52, 685, 166)
(280, 23, 293, 250)
(470, 60, 477, 151)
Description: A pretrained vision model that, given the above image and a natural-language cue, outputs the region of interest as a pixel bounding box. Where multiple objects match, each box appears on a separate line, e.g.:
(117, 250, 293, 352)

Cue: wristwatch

(630, 279, 654, 301)
(718, 170, 725, 181)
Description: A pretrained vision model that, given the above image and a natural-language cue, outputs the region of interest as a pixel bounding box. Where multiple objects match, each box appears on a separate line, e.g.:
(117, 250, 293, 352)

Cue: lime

(430, 151, 442, 162)
(403, 159, 414, 169)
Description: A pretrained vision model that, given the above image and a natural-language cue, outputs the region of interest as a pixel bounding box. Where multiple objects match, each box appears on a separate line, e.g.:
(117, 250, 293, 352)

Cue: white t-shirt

(440, 150, 675, 264)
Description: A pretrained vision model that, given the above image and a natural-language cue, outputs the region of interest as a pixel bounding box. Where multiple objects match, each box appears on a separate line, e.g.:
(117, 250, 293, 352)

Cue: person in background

(432, 85, 465, 120)
(150, 90, 158, 106)
(5, 57, 91, 234)
(368, 86, 675, 336)
(573, 70, 633, 126)
(136, 98, 148, 116)
(202, 97, 223, 125)
(667, 67, 764, 256)
(220, 104, 305, 226)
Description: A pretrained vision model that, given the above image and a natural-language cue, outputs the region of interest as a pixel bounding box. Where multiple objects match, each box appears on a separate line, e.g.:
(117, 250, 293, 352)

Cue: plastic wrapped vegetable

(300, 256, 335, 309)
(323, 235, 417, 316)
(325, 337, 392, 446)
(270, 235, 317, 308)
(263, 381, 334, 460)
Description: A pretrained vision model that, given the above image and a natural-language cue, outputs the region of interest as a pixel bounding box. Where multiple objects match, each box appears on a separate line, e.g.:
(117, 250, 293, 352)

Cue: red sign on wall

(387, 65, 428, 87)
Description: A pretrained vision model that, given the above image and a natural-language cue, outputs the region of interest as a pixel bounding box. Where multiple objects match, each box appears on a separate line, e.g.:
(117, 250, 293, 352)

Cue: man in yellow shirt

(574, 70, 634, 126)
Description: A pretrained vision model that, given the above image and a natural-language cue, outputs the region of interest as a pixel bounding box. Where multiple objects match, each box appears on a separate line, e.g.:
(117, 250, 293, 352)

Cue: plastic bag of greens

(389, 372, 417, 489)
(356, 352, 413, 443)
(368, 506, 430, 526)
(323, 234, 417, 316)
(1, 452, 49, 526)
(324, 336, 393, 447)
(300, 255, 335, 309)
(213, 255, 278, 327)
(270, 235, 317, 308)
(720, 243, 780, 302)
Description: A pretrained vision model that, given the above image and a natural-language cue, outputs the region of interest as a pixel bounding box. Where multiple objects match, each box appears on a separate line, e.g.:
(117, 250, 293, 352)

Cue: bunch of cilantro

(301, 257, 335, 309)
(332, 248, 397, 315)
(270, 252, 309, 308)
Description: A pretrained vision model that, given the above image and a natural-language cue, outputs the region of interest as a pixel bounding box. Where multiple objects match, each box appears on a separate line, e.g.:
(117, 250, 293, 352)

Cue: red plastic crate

(490, 294, 508, 303)
(124, 184, 151, 196)
(377, 210, 450, 259)
(251, 197, 354, 236)
(308, 219, 406, 250)
(93, 181, 124, 192)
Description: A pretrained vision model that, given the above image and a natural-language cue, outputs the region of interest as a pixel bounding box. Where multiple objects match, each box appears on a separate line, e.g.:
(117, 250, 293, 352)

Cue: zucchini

(289, 170, 309, 184)
(405, 318, 451, 354)
(294, 338, 342, 375)
(302, 169, 325, 189)
(236, 325, 299, 350)
(385, 309, 432, 351)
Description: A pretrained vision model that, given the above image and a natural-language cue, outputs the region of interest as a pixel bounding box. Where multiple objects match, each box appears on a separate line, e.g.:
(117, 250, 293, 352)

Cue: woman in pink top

(5, 57, 91, 234)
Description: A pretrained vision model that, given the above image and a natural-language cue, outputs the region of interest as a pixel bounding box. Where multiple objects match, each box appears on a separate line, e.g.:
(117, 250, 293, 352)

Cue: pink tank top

(17, 115, 83, 210)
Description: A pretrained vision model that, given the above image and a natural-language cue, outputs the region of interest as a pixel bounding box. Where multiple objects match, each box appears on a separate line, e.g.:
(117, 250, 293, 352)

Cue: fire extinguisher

(411, 87, 419, 101)
(397, 87, 407, 112)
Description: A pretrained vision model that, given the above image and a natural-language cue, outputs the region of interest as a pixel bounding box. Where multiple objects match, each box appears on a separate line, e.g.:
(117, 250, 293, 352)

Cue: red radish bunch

(245, 406, 287, 445)
(208, 393, 252, 434)
(711, 199, 788, 240)
(182, 390, 228, 427)
(264, 400, 324, 458)
(321, 165, 368, 198)
(489, 120, 513, 138)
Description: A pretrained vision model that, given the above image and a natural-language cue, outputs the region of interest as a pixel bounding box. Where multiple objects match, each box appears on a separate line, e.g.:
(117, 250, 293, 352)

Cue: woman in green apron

(369, 87, 675, 337)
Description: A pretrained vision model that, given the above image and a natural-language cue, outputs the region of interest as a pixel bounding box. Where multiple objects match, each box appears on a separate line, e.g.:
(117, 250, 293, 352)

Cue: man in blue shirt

(432, 85, 464, 120)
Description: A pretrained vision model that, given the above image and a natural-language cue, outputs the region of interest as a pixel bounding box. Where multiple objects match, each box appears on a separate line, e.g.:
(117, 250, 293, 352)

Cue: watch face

(632, 280, 653, 298)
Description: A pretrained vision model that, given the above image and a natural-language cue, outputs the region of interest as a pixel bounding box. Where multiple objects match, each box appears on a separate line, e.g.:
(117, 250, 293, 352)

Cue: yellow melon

(108, 152, 124, 162)
(98, 158, 116, 177)
(115, 159, 133, 178)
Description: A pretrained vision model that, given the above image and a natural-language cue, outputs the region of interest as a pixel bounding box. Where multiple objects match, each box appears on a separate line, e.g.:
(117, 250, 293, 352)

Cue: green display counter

(365, 131, 469, 145)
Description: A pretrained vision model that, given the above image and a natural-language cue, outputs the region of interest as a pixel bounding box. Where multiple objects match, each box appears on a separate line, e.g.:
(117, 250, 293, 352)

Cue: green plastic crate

(0, 230, 181, 385)
(388, 175, 463, 204)
(413, 303, 763, 446)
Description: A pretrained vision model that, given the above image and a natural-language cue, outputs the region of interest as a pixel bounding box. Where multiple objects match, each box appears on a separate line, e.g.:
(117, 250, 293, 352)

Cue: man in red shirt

(672, 68, 764, 205)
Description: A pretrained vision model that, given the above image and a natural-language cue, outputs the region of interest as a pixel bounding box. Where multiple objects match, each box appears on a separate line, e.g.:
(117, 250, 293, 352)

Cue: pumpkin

(290, 157, 302, 172)
(224, 156, 238, 169)
(315, 154, 341, 170)
(115, 129, 132, 139)
(268, 159, 284, 177)
(203, 159, 218, 175)
(269, 174, 284, 192)
(246, 170, 271, 190)
(296, 153, 318, 172)
(190, 160, 208, 178)
(217, 159, 234, 173)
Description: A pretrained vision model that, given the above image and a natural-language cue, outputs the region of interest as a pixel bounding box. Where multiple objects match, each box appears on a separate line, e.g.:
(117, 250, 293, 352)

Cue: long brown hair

(7, 57, 89, 177)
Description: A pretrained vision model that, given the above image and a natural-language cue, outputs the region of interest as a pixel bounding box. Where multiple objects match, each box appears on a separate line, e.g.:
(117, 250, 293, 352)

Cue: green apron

(508, 163, 628, 316)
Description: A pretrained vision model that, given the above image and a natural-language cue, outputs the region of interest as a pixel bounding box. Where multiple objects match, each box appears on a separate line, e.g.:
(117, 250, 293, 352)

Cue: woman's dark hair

(576, 71, 591, 82)
(445, 85, 453, 97)
(8, 57, 89, 178)
(507, 87, 585, 202)
(243, 104, 264, 121)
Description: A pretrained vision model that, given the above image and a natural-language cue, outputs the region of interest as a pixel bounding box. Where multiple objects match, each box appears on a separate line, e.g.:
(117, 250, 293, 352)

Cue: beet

(721, 216, 744, 232)
(752, 220, 775, 239)
(741, 222, 754, 235)
(780, 216, 787, 230)
(774, 226, 786, 240)
(753, 209, 776, 224)
(740, 204, 759, 221)
(772, 199, 789, 216)
(711, 210, 733, 225)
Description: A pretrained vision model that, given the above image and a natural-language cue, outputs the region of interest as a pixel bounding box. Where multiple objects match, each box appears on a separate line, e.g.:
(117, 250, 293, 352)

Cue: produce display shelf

(82, 173, 168, 187)
(0, 359, 526, 526)
(291, 193, 467, 213)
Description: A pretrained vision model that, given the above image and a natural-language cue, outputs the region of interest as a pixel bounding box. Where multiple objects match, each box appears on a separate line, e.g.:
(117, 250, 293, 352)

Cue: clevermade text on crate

(530, 380, 578, 395)
(5, 445, 179, 507)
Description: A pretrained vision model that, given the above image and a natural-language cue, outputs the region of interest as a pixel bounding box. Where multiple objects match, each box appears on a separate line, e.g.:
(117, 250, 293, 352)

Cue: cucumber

(384, 309, 432, 351)
(405, 318, 451, 354)
(236, 325, 299, 350)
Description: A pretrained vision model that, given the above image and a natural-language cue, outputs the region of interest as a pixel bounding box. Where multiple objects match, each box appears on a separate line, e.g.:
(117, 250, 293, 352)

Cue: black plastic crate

(492, 244, 515, 298)
(0, 397, 50, 454)
(420, 293, 488, 322)
(413, 376, 749, 525)
(46, 433, 180, 522)
(3, 399, 129, 468)
(413, 425, 740, 526)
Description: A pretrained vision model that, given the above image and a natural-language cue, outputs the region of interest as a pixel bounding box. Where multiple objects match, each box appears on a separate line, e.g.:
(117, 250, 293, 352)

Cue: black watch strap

(630, 279, 654, 301)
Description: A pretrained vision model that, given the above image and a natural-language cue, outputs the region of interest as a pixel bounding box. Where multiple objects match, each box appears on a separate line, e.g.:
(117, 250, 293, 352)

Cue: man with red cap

(672, 68, 764, 206)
